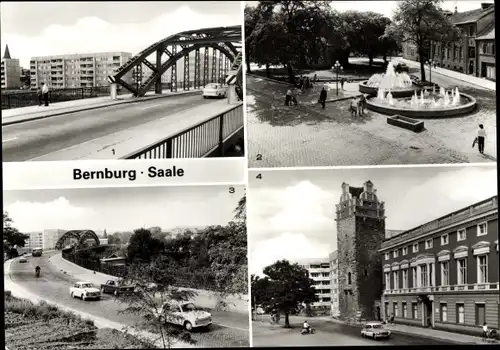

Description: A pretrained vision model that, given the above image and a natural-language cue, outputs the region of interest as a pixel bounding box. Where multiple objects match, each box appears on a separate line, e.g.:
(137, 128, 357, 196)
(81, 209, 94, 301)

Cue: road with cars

(252, 316, 455, 346)
(8, 253, 249, 347)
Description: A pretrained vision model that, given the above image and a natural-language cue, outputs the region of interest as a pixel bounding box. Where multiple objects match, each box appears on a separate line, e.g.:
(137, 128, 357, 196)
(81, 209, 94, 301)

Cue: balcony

(384, 282, 499, 295)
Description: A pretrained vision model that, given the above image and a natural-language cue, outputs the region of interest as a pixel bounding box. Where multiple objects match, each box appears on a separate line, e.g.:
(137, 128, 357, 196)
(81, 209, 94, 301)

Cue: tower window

(348, 272, 352, 284)
(364, 269, 368, 277)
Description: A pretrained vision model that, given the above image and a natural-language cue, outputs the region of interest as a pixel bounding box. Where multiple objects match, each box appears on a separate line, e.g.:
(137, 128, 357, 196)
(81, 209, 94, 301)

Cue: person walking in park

(319, 87, 327, 109)
(41, 82, 49, 106)
(299, 76, 304, 91)
(37, 86, 43, 106)
(476, 124, 486, 154)
(340, 77, 346, 90)
(291, 88, 298, 106)
(285, 89, 292, 106)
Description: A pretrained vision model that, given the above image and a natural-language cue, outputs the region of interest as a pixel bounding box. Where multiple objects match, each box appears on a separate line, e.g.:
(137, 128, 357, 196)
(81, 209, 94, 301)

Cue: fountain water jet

(359, 60, 417, 97)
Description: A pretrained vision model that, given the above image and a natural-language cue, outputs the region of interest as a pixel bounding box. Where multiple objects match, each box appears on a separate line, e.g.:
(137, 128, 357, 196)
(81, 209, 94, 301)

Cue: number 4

(256, 174, 262, 179)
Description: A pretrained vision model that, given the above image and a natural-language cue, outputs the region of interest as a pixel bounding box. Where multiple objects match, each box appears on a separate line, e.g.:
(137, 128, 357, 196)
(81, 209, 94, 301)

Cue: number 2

(256, 154, 262, 160)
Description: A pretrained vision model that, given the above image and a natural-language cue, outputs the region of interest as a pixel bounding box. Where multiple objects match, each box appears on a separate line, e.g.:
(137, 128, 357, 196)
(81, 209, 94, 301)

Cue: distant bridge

(55, 230, 100, 250)
(110, 25, 243, 99)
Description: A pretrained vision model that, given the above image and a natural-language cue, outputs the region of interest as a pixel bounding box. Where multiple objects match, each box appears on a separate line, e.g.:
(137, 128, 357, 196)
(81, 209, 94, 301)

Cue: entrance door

(476, 304, 486, 326)
(469, 61, 474, 75)
(481, 63, 487, 78)
(384, 302, 389, 321)
(423, 302, 432, 327)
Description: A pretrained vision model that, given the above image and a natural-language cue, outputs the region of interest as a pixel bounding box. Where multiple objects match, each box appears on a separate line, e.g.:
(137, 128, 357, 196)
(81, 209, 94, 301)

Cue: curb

(247, 73, 293, 86)
(2, 90, 202, 126)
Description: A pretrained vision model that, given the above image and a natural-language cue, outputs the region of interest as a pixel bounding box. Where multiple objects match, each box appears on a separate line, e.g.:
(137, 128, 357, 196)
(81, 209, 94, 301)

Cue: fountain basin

(365, 92, 477, 118)
(359, 81, 419, 97)
(387, 115, 424, 132)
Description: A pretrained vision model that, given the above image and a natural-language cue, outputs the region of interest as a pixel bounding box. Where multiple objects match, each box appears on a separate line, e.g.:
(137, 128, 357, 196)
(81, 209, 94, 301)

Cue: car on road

(70, 281, 101, 301)
(202, 83, 227, 99)
(395, 62, 409, 73)
(19, 256, 28, 263)
(156, 301, 212, 331)
(361, 322, 391, 340)
(100, 279, 134, 296)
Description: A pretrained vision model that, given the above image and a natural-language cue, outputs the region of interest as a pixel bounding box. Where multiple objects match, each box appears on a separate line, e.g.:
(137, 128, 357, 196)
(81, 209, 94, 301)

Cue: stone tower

(336, 181, 386, 321)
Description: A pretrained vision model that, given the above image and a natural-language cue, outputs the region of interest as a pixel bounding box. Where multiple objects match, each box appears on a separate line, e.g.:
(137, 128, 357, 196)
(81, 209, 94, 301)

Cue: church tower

(336, 181, 386, 321)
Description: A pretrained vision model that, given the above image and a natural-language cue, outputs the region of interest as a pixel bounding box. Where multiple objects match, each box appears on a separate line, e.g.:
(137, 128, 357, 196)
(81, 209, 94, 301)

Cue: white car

(70, 281, 101, 301)
(19, 257, 28, 263)
(202, 83, 227, 99)
(361, 321, 391, 340)
(156, 301, 212, 331)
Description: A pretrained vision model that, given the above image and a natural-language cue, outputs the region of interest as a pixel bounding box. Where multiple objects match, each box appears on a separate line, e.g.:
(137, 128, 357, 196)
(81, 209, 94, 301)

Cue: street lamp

(426, 59, 435, 85)
(333, 60, 343, 96)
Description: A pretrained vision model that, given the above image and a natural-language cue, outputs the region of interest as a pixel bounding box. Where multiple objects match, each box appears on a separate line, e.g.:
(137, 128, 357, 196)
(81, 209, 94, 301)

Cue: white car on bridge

(70, 281, 101, 301)
(156, 301, 212, 331)
(202, 83, 227, 99)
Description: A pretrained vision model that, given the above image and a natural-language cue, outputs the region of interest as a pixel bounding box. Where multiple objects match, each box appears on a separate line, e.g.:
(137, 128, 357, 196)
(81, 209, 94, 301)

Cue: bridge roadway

(8, 252, 249, 347)
(2, 93, 218, 162)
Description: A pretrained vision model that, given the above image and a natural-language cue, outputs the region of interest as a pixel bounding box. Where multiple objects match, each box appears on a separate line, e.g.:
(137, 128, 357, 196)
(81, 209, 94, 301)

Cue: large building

(402, 3, 495, 80)
(27, 232, 44, 250)
(29, 52, 133, 89)
(379, 196, 498, 336)
(42, 229, 67, 250)
(1, 45, 22, 89)
(336, 181, 386, 321)
(296, 257, 332, 312)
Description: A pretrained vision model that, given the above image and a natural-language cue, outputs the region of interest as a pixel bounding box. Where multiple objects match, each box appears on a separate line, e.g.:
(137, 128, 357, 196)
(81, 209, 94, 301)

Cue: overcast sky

(4, 185, 244, 233)
(245, 1, 494, 22)
(0, 1, 242, 67)
(248, 165, 497, 276)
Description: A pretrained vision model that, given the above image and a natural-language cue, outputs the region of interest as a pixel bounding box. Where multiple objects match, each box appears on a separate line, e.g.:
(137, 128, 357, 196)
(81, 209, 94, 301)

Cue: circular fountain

(365, 85, 477, 118)
(359, 61, 417, 97)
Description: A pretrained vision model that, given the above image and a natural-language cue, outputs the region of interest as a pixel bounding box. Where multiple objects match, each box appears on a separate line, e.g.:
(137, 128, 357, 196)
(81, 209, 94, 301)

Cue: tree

(118, 255, 198, 348)
(127, 228, 165, 263)
(252, 260, 318, 328)
(385, 0, 461, 81)
(3, 211, 29, 258)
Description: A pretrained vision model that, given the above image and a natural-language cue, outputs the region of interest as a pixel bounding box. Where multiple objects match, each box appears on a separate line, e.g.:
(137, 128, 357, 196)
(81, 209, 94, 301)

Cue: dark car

(100, 279, 134, 296)
(395, 63, 409, 73)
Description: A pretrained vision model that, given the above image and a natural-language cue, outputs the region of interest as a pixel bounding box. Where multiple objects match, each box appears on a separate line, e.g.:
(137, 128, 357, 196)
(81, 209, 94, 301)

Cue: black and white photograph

(244, 0, 496, 168)
(1, 1, 244, 162)
(248, 165, 498, 346)
(4, 185, 249, 348)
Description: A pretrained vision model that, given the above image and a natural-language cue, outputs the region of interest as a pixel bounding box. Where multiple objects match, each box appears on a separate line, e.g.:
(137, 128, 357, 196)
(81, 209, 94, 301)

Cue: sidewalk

(4, 259, 193, 348)
(48, 252, 248, 313)
(2, 89, 202, 126)
(29, 100, 241, 161)
(394, 57, 496, 91)
(325, 316, 497, 344)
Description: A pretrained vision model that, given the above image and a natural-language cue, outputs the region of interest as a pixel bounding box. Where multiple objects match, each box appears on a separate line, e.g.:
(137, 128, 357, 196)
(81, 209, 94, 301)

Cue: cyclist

(303, 319, 311, 333)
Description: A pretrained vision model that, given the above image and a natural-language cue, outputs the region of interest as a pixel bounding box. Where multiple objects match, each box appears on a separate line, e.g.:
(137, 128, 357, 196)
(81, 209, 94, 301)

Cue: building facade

(42, 229, 67, 250)
(476, 24, 495, 80)
(296, 258, 332, 311)
(402, 3, 495, 80)
(329, 251, 340, 317)
(1, 45, 22, 90)
(27, 232, 44, 250)
(336, 181, 386, 321)
(30, 52, 133, 89)
(380, 196, 499, 335)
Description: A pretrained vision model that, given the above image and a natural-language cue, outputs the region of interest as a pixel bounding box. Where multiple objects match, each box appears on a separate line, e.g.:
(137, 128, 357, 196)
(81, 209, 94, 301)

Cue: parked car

(70, 281, 101, 301)
(361, 321, 391, 340)
(395, 62, 409, 73)
(19, 256, 28, 263)
(156, 301, 212, 331)
(202, 83, 227, 99)
(100, 279, 134, 296)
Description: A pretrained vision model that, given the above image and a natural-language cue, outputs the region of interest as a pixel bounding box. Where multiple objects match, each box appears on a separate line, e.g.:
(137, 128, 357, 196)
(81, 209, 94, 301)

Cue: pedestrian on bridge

(41, 82, 49, 107)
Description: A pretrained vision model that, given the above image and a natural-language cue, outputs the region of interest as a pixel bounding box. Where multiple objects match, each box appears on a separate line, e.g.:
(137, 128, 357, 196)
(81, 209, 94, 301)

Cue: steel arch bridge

(110, 25, 243, 99)
(55, 230, 101, 250)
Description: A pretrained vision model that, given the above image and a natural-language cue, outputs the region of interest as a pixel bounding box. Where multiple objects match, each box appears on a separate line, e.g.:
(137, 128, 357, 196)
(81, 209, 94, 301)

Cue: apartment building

(27, 232, 44, 250)
(1, 45, 22, 89)
(296, 257, 332, 311)
(380, 196, 498, 335)
(30, 52, 133, 89)
(42, 229, 67, 250)
(403, 3, 495, 80)
(329, 251, 340, 317)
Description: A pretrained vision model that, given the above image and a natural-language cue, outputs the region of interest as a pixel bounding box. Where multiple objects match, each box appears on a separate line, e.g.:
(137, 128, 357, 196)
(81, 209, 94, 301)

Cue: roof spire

(3, 45, 11, 59)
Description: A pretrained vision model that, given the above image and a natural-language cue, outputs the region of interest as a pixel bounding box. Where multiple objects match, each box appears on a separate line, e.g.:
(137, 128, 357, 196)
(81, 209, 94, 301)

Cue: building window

(420, 265, 428, 286)
(440, 304, 448, 322)
(457, 258, 467, 285)
(441, 261, 449, 285)
(413, 243, 419, 253)
(425, 239, 433, 249)
(402, 247, 408, 255)
(456, 304, 465, 324)
(477, 255, 488, 284)
(441, 234, 448, 246)
(457, 229, 466, 241)
(384, 272, 391, 289)
(476, 303, 486, 326)
(402, 302, 407, 318)
(393, 270, 399, 289)
(393, 303, 398, 317)
(402, 269, 408, 289)
(393, 250, 399, 258)
(477, 223, 487, 236)
(483, 43, 488, 54)
(411, 267, 417, 287)
(348, 272, 352, 285)
(412, 303, 418, 319)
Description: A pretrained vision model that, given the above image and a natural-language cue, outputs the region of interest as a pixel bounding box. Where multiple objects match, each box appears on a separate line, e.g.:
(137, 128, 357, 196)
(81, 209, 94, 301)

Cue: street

(246, 59, 496, 167)
(8, 253, 249, 347)
(252, 316, 455, 346)
(2, 93, 214, 162)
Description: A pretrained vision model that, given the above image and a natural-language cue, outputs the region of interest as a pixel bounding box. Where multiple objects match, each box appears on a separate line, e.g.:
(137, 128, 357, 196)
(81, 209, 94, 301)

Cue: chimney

(481, 3, 493, 10)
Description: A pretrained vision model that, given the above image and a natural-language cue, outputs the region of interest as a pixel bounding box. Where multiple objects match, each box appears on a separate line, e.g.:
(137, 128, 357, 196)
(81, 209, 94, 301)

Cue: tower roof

(3, 44, 11, 59)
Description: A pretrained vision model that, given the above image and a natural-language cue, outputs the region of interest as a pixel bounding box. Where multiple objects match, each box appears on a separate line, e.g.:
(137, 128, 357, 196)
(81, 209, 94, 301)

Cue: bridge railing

(123, 102, 244, 159)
